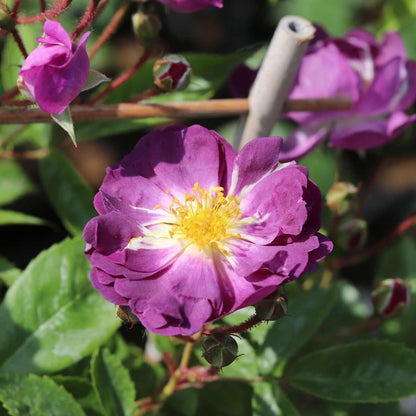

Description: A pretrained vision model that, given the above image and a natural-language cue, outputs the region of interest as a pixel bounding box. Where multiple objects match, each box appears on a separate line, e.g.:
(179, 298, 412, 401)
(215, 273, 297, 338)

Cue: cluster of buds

(371, 279, 411, 318)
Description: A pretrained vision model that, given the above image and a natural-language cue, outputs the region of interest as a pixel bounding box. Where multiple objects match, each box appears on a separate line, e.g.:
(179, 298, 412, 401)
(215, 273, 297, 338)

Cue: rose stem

(88, 1, 129, 59)
(125, 87, 161, 103)
(71, 0, 99, 41)
(16, 0, 73, 24)
(39, 0, 46, 12)
(11, 0, 21, 15)
(11, 27, 27, 57)
(208, 315, 261, 335)
(86, 49, 151, 104)
(0, 97, 352, 124)
(237, 15, 315, 150)
(0, 86, 19, 104)
(330, 212, 416, 270)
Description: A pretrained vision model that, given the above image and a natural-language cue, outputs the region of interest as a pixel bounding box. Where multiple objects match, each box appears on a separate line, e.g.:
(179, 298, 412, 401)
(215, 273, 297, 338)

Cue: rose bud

(371, 278, 411, 318)
(255, 292, 288, 321)
(202, 333, 238, 368)
(18, 20, 90, 114)
(339, 218, 367, 251)
(326, 182, 358, 216)
(153, 54, 191, 92)
(131, 10, 161, 48)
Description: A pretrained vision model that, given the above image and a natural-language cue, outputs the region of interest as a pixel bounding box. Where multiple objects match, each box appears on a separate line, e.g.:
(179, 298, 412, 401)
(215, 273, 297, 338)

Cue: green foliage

(40, 150, 96, 235)
(252, 382, 300, 416)
(0, 257, 21, 287)
(0, 374, 86, 416)
(288, 341, 416, 402)
(256, 285, 337, 375)
(0, 209, 50, 227)
(0, 237, 120, 374)
(0, 160, 36, 206)
(160, 388, 199, 416)
(91, 348, 136, 416)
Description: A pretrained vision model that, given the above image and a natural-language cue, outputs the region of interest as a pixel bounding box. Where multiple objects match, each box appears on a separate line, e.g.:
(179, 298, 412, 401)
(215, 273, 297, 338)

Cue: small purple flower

(18, 20, 90, 114)
(158, 0, 223, 13)
(83, 125, 332, 336)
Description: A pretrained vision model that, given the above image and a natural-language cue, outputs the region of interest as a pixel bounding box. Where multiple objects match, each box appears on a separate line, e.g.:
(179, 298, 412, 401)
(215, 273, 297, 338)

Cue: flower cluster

(158, 0, 223, 13)
(83, 125, 332, 336)
(18, 20, 90, 114)
(230, 27, 416, 160)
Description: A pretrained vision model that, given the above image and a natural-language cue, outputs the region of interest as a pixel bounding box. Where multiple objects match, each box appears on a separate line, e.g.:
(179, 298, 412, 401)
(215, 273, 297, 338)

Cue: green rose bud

(202, 333, 238, 368)
(153, 54, 191, 92)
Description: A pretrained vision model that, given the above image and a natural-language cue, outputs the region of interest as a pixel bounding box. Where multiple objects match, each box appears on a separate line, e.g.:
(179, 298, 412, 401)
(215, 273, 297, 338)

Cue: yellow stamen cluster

(166, 182, 242, 251)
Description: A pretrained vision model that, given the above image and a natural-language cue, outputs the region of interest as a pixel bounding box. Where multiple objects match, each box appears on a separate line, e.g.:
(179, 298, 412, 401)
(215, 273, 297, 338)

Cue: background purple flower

(83, 125, 332, 336)
(229, 27, 416, 161)
(18, 20, 90, 114)
(158, 0, 223, 13)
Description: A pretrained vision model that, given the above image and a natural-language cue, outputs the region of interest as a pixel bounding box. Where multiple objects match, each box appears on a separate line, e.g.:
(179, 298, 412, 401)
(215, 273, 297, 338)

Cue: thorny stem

(209, 315, 261, 334)
(87, 49, 151, 104)
(88, 0, 129, 59)
(15, 0, 73, 24)
(330, 211, 416, 270)
(11, 28, 27, 57)
(71, 0, 99, 41)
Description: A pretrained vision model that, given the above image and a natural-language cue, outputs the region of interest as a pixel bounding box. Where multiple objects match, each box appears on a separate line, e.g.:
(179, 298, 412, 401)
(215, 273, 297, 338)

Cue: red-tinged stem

(0, 86, 19, 104)
(87, 49, 151, 104)
(208, 315, 261, 335)
(331, 212, 416, 270)
(126, 87, 160, 102)
(3, 99, 33, 106)
(11, 0, 21, 16)
(71, 0, 99, 41)
(11, 28, 27, 57)
(40, 0, 46, 12)
(88, 0, 129, 59)
(15, 0, 72, 24)
(0, 2, 9, 14)
(94, 0, 109, 19)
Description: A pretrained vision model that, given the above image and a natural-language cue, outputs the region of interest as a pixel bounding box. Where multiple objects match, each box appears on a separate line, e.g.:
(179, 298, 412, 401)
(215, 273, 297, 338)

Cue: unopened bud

(0, 9, 15, 32)
(339, 218, 367, 251)
(131, 10, 161, 48)
(326, 182, 358, 216)
(371, 279, 411, 318)
(153, 54, 191, 92)
(116, 305, 139, 326)
(202, 333, 238, 368)
(255, 292, 288, 321)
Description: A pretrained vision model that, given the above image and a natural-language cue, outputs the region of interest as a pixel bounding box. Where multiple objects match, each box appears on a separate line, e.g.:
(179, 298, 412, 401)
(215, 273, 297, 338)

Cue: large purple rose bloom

(83, 125, 332, 336)
(158, 0, 222, 13)
(230, 28, 416, 161)
(18, 20, 90, 114)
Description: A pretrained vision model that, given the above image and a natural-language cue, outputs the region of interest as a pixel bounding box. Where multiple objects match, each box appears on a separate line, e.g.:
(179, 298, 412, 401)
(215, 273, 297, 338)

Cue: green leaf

(0, 209, 50, 227)
(0, 160, 36, 206)
(288, 341, 416, 402)
(0, 237, 120, 374)
(0, 256, 21, 287)
(83, 69, 111, 92)
(51, 107, 77, 147)
(52, 376, 103, 416)
(196, 381, 252, 416)
(40, 150, 96, 235)
(256, 285, 337, 375)
(0, 374, 86, 416)
(252, 382, 300, 416)
(222, 336, 258, 378)
(91, 348, 136, 416)
(160, 388, 199, 416)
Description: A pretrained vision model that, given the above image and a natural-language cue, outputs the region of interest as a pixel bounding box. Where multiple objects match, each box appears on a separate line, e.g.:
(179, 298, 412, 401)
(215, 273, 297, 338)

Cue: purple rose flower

(83, 125, 332, 336)
(18, 20, 90, 114)
(229, 28, 416, 161)
(158, 0, 223, 13)
(282, 28, 416, 160)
